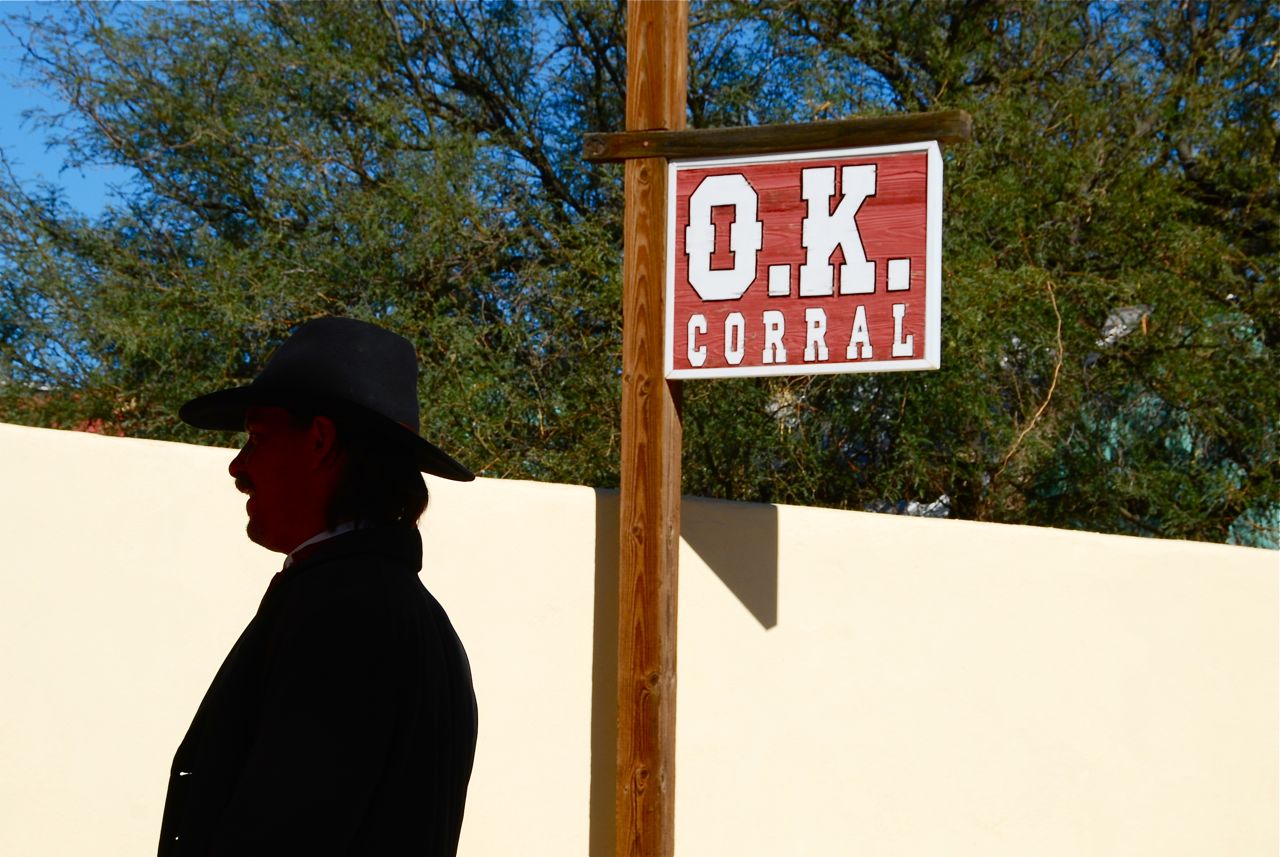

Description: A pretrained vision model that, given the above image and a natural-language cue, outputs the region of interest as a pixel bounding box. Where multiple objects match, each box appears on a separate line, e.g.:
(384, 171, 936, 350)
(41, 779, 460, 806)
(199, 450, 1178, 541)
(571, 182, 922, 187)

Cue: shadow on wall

(588, 490, 779, 856)
(683, 496, 779, 630)
(590, 491, 620, 857)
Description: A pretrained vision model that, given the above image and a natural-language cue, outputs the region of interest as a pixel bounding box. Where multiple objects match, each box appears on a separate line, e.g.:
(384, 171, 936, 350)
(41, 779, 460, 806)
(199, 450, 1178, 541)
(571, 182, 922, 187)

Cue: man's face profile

(228, 405, 326, 553)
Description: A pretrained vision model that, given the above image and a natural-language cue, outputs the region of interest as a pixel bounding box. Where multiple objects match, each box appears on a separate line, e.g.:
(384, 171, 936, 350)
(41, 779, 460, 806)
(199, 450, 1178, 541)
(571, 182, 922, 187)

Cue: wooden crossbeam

(584, 109, 972, 163)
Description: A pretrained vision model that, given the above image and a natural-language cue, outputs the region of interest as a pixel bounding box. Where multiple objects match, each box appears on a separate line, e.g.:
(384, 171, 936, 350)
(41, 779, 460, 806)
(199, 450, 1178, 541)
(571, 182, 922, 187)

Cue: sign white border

(664, 140, 943, 380)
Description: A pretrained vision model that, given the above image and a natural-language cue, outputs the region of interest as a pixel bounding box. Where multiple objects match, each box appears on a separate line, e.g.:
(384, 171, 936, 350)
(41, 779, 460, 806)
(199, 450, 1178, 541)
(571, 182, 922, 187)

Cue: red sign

(665, 142, 942, 379)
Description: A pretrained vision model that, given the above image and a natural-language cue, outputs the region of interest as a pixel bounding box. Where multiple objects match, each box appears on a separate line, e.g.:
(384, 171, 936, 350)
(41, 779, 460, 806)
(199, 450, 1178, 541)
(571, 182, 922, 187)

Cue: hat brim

(179, 385, 475, 482)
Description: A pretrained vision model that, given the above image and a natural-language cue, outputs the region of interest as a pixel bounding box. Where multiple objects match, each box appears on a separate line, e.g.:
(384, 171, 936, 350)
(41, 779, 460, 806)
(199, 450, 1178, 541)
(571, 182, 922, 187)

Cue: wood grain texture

(584, 109, 972, 162)
(617, 2, 687, 857)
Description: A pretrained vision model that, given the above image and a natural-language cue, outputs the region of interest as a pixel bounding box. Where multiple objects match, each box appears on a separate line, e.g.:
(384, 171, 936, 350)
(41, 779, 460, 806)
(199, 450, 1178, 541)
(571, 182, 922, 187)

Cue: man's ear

(307, 415, 343, 469)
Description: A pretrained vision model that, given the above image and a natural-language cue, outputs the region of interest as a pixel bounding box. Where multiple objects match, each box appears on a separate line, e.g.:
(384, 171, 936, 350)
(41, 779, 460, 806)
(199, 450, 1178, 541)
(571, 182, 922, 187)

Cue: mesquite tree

(1, 0, 1275, 546)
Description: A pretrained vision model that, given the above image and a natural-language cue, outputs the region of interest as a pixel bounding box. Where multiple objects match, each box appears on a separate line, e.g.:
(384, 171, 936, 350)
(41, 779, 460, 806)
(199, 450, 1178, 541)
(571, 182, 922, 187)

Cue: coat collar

(283, 524, 423, 574)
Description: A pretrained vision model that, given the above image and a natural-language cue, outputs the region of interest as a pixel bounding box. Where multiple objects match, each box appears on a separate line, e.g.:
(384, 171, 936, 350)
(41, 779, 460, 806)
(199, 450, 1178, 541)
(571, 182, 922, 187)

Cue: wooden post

(617, 3, 687, 857)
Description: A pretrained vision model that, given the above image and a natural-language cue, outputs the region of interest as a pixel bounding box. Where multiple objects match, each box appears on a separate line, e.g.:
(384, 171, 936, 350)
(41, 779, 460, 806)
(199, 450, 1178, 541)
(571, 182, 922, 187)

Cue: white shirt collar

(283, 521, 359, 568)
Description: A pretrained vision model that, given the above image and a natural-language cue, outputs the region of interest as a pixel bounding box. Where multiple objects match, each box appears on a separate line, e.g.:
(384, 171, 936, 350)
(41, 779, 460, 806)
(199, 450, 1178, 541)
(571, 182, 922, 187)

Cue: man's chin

(245, 520, 265, 547)
(245, 518, 285, 554)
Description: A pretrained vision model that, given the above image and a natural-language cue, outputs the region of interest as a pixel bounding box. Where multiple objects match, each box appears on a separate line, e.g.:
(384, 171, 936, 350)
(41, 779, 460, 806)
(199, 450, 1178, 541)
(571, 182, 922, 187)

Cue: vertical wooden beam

(617, 3, 687, 857)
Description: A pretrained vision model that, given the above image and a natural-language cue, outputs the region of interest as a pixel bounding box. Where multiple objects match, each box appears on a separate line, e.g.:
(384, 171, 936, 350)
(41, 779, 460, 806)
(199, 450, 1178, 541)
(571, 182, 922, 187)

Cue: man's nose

(228, 447, 246, 479)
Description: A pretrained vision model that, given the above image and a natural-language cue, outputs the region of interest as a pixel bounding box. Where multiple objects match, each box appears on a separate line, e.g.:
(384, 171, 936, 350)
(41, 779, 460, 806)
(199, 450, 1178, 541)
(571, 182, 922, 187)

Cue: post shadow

(681, 495, 779, 630)
(589, 489, 620, 857)
(588, 490, 779, 855)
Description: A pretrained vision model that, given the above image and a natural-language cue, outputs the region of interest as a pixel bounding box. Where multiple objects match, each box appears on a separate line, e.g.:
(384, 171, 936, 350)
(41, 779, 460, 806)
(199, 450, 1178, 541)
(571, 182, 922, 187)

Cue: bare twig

(993, 279, 1064, 484)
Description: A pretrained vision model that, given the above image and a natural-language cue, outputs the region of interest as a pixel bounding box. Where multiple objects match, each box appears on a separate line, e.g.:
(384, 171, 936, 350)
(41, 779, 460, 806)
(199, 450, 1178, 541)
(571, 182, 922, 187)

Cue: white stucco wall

(1, 422, 1275, 855)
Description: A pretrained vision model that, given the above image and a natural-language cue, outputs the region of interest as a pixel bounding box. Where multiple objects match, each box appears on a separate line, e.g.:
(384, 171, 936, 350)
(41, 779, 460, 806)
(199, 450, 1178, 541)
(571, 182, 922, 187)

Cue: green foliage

(0, 0, 1275, 546)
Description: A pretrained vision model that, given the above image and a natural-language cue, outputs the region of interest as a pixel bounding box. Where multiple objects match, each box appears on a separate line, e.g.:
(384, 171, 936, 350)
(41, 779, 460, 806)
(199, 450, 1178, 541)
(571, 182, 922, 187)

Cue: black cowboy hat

(178, 317, 474, 481)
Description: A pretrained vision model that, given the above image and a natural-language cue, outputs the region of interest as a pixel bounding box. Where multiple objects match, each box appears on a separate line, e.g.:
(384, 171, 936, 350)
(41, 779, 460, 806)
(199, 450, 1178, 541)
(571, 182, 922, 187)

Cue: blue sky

(0, 0, 133, 216)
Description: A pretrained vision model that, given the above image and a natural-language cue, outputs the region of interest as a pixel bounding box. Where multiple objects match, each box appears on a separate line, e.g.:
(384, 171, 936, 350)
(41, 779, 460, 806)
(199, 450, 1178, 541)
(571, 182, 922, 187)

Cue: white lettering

(846, 305, 873, 359)
(685, 174, 763, 301)
(687, 314, 708, 367)
(724, 312, 745, 365)
(892, 303, 914, 357)
(803, 307, 828, 362)
(799, 164, 877, 297)
(762, 310, 787, 364)
(887, 258, 910, 291)
(767, 264, 791, 296)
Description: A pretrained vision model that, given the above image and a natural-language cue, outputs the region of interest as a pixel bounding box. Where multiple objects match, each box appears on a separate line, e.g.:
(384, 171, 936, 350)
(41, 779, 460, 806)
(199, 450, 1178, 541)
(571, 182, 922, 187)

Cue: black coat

(159, 526, 477, 856)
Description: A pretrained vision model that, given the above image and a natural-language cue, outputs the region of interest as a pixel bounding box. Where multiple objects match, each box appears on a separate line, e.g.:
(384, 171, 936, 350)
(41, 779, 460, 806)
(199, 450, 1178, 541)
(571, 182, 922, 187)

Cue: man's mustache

(235, 477, 254, 495)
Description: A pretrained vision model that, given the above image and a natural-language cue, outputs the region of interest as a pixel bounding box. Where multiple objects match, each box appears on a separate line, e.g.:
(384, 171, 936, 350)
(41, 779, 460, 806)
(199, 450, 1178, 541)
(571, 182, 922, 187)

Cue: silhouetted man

(159, 317, 477, 856)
